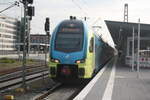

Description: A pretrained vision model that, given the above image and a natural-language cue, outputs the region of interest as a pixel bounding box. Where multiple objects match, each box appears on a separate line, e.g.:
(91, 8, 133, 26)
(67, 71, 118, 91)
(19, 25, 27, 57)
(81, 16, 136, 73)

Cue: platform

(74, 58, 150, 100)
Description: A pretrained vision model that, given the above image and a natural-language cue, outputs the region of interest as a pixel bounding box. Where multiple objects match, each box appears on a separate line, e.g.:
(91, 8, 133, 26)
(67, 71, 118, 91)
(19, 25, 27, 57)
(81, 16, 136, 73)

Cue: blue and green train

(48, 18, 116, 82)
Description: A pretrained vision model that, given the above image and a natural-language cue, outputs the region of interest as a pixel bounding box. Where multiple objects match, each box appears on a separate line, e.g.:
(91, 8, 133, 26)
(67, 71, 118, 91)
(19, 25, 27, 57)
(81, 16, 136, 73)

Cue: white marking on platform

(115, 75, 125, 79)
(73, 66, 107, 100)
(102, 65, 116, 100)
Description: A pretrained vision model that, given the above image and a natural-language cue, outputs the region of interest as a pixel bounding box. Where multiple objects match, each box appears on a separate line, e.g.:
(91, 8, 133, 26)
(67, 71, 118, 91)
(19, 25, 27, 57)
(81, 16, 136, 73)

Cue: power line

(0, 1, 19, 13)
(0, 0, 17, 5)
(0, 3, 13, 5)
(79, 0, 89, 9)
(71, 0, 88, 16)
(92, 17, 102, 26)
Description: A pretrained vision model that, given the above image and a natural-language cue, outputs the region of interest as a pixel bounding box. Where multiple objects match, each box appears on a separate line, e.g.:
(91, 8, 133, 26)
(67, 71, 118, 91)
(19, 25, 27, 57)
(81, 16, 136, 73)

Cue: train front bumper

(48, 62, 93, 79)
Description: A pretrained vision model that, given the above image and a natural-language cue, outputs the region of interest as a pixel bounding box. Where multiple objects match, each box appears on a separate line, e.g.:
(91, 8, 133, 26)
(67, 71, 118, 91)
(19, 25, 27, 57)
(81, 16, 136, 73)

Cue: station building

(0, 15, 20, 55)
(106, 20, 150, 64)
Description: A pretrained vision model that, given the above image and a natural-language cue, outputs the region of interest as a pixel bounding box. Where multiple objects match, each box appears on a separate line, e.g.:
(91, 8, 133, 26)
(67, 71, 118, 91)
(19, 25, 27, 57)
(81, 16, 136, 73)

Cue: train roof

(92, 19, 116, 49)
(60, 20, 83, 26)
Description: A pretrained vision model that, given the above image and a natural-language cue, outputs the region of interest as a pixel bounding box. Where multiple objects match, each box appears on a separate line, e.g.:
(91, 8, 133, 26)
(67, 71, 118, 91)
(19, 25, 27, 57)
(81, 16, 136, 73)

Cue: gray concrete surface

(80, 60, 150, 100)
(112, 63, 150, 100)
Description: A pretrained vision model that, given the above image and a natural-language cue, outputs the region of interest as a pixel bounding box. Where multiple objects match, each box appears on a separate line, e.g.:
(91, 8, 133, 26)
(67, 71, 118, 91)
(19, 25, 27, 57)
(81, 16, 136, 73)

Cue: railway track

(0, 65, 46, 76)
(0, 65, 49, 92)
(0, 65, 47, 82)
(34, 83, 86, 100)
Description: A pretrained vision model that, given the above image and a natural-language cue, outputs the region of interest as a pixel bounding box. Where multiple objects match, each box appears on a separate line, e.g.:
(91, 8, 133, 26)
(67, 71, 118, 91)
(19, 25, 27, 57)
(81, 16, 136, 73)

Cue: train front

(49, 19, 90, 82)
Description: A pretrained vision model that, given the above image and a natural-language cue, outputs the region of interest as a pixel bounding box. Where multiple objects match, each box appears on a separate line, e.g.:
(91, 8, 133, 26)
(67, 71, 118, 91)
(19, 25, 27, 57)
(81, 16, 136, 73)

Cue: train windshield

(55, 21, 84, 53)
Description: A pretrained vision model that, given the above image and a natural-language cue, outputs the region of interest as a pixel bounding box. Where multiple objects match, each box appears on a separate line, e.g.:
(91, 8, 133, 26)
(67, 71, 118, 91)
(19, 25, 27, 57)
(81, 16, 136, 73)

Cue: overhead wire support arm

(0, 1, 19, 13)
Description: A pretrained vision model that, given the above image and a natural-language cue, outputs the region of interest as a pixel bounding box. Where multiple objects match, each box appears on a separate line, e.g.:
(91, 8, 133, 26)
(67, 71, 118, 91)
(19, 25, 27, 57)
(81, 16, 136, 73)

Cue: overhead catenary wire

(79, 0, 89, 10)
(71, 0, 88, 16)
(0, 1, 19, 13)
(0, 3, 13, 5)
(92, 17, 102, 26)
(0, 0, 15, 5)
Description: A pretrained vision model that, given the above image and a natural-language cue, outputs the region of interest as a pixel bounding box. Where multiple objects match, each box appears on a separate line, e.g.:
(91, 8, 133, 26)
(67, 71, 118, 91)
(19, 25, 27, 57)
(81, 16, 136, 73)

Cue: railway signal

(44, 17, 50, 66)
(20, 0, 35, 90)
(45, 17, 50, 36)
(22, 0, 33, 4)
(27, 6, 35, 20)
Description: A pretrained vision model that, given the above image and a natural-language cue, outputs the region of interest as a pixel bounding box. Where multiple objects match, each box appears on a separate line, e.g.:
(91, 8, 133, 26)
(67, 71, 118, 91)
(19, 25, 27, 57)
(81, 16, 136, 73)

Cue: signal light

(27, 0, 33, 4)
(27, 6, 34, 17)
(45, 17, 50, 36)
(22, 0, 33, 4)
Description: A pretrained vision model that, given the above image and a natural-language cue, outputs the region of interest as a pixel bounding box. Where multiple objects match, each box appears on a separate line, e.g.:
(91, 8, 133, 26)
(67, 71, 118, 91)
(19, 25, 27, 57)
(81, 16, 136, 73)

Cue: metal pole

(17, 22, 21, 61)
(27, 20, 30, 58)
(22, 1, 27, 89)
(132, 27, 135, 71)
(137, 18, 140, 78)
(45, 35, 50, 66)
(2, 36, 3, 55)
(45, 35, 47, 66)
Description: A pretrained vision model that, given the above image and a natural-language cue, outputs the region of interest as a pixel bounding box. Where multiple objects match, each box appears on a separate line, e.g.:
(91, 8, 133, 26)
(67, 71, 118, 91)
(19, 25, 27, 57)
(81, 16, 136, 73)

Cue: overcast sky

(1, 0, 150, 34)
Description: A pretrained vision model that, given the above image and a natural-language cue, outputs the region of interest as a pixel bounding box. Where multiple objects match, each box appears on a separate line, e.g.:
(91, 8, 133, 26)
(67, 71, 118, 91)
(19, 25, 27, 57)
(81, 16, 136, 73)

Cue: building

(0, 15, 20, 55)
(18, 34, 50, 54)
(30, 34, 50, 53)
(105, 20, 150, 64)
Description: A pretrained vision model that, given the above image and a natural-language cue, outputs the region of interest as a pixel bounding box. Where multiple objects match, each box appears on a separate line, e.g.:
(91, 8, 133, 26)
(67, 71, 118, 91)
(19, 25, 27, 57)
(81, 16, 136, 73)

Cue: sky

(0, 0, 150, 34)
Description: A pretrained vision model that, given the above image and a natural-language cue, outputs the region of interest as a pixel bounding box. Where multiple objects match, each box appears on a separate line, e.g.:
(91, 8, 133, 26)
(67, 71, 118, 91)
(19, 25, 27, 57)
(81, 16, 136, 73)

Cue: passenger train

(48, 17, 116, 82)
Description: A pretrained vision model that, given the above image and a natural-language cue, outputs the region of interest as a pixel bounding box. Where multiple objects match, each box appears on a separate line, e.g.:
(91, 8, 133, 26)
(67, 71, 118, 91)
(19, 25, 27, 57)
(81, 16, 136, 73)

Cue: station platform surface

(74, 58, 150, 100)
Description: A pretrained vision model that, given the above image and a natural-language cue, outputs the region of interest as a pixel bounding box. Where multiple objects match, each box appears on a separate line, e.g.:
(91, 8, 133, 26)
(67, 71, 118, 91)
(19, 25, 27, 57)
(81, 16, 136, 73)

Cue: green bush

(27, 59, 34, 62)
(0, 58, 16, 63)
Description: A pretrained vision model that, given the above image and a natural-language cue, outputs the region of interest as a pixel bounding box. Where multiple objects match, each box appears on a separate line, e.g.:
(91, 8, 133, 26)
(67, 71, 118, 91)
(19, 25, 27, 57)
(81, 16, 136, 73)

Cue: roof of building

(105, 20, 150, 45)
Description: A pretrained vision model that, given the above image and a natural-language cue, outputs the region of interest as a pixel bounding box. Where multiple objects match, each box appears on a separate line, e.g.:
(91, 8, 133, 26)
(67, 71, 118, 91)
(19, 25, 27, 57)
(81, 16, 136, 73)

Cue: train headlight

(54, 59, 59, 63)
(76, 60, 81, 64)
(51, 58, 60, 63)
(75, 59, 85, 64)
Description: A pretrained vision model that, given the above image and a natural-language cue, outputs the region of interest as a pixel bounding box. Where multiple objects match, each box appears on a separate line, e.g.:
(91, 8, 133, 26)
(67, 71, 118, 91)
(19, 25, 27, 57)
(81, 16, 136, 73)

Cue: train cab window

(89, 37, 94, 53)
(55, 21, 84, 53)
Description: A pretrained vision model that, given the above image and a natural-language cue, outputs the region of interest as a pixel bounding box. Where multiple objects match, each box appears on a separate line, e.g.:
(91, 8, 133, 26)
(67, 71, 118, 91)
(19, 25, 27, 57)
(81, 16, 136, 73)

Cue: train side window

(89, 37, 94, 53)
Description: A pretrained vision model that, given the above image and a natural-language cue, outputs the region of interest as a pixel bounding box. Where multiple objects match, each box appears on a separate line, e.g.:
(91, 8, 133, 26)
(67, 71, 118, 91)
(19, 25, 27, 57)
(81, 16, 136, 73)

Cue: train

(48, 17, 116, 82)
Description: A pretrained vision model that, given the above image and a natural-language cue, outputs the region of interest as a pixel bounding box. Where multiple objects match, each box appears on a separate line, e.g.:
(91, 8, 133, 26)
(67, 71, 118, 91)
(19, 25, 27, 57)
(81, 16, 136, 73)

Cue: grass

(0, 57, 15, 63)
(0, 58, 43, 71)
